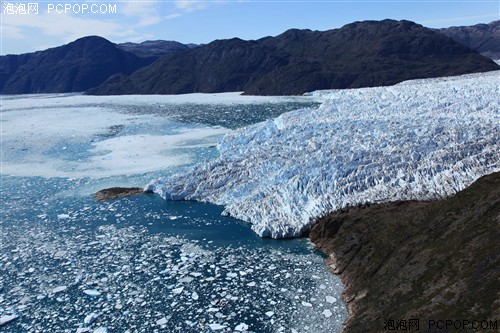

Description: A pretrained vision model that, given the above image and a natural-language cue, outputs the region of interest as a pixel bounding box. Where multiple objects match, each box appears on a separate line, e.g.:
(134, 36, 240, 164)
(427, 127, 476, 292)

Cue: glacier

(146, 71, 500, 238)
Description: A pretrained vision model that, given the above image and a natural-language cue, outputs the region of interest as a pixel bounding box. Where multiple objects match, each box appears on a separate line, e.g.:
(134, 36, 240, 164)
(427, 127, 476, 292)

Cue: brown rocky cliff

(310, 172, 500, 333)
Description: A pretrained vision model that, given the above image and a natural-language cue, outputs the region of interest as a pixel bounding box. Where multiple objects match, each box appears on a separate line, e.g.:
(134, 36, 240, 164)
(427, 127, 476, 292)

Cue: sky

(1, 0, 499, 55)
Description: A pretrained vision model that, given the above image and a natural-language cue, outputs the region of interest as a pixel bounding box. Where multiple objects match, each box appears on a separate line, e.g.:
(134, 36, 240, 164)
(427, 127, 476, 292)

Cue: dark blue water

(0, 95, 346, 333)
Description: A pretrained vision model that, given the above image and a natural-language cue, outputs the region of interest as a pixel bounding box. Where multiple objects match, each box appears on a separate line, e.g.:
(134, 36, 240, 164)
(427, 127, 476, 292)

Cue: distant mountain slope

(310, 170, 500, 332)
(88, 19, 499, 96)
(437, 20, 500, 59)
(0, 36, 155, 94)
(117, 40, 196, 59)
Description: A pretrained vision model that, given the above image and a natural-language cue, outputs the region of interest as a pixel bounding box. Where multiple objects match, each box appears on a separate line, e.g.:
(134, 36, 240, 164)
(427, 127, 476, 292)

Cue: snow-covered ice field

(148, 71, 500, 238)
(1, 93, 319, 179)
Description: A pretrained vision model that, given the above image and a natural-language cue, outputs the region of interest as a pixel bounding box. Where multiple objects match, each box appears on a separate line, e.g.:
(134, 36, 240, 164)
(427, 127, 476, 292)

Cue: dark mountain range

(0, 36, 155, 94)
(117, 40, 197, 59)
(437, 20, 500, 59)
(310, 171, 500, 332)
(2, 20, 498, 95)
(0, 36, 197, 94)
(88, 19, 499, 96)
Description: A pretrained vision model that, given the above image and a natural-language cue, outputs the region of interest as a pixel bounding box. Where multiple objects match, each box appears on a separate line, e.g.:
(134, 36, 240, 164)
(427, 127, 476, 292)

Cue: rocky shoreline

(310, 172, 499, 332)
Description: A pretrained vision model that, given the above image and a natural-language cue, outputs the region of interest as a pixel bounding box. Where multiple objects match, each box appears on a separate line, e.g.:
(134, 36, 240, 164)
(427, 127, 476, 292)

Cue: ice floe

(0, 314, 19, 326)
(235, 323, 249, 331)
(83, 289, 101, 297)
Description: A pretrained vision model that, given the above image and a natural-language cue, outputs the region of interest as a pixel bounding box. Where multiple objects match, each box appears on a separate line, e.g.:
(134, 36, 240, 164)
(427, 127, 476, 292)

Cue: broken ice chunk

(265, 311, 274, 317)
(84, 312, 100, 325)
(0, 314, 19, 327)
(322, 309, 333, 318)
(93, 328, 108, 333)
(76, 328, 90, 333)
(178, 276, 194, 284)
(325, 296, 337, 304)
(208, 323, 226, 330)
(52, 286, 67, 293)
(172, 287, 184, 295)
(235, 323, 249, 331)
(156, 317, 168, 326)
(83, 289, 101, 296)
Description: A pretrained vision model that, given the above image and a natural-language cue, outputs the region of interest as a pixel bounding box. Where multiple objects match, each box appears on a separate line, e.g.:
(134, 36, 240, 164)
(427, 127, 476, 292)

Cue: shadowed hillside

(437, 20, 500, 59)
(310, 172, 500, 332)
(88, 20, 499, 96)
(0, 36, 190, 94)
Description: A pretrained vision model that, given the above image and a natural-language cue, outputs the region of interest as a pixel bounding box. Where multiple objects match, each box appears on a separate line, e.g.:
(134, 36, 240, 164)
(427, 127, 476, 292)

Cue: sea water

(0, 93, 347, 332)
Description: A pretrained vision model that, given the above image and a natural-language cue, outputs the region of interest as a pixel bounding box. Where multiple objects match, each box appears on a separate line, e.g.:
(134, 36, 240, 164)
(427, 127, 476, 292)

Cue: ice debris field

(1, 93, 344, 332)
(0, 218, 345, 333)
(147, 71, 500, 238)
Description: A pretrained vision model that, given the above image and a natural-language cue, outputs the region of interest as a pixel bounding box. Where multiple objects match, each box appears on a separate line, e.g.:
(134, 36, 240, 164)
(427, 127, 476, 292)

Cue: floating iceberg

(147, 71, 500, 238)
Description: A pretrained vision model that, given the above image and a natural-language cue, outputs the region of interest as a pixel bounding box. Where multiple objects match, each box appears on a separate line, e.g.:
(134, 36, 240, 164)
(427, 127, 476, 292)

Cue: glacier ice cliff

(146, 71, 500, 238)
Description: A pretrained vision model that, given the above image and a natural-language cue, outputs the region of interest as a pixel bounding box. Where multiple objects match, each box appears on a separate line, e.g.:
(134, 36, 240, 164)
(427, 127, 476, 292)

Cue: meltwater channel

(0, 93, 347, 333)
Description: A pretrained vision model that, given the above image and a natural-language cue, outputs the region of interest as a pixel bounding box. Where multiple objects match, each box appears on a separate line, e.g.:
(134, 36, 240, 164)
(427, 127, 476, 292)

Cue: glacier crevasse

(147, 72, 500, 238)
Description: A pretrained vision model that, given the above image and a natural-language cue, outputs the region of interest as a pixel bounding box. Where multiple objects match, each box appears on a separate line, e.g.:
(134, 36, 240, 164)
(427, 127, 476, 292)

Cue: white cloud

(165, 13, 182, 20)
(421, 13, 499, 27)
(137, 15, 162, 26)
(175, 0, 208, 13)
(0, 0, 181, 52)
(1, 22, 25, 40)
(1, 10, 147, 54)
(121, 0, 162, 27)
(1, 0, 232, 54)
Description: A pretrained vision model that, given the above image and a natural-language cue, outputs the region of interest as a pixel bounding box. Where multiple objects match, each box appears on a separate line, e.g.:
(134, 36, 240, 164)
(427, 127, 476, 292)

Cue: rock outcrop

(93, 187, 144, 202)
(310, 172, 500, 332)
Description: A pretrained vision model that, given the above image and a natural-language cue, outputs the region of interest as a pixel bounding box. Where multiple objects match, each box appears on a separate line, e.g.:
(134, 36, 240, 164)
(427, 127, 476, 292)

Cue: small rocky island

(93, 187, 144, 202)
(310, 171, 499, 332)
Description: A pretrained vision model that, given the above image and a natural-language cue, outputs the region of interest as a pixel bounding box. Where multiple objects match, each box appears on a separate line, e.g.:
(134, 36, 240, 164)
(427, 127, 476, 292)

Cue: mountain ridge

(116, 40, 198, 59)
(88, 19, 499, 96)
(1, 19, 499, 95)
(0, 36, 192, 94)
(436, 20, 500, 59)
